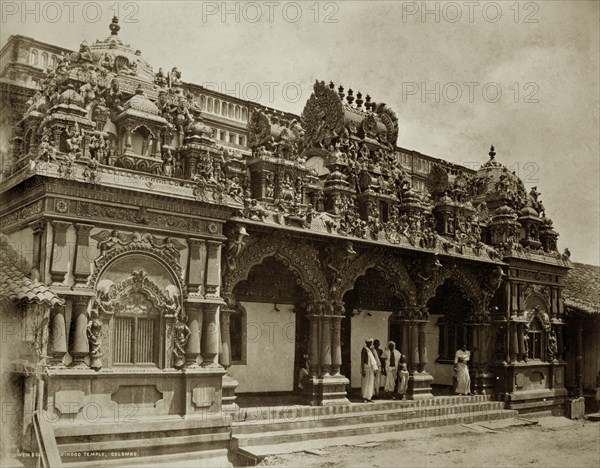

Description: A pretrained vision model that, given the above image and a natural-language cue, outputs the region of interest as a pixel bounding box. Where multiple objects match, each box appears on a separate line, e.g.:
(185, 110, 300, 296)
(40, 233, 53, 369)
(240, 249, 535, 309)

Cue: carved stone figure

(172, 315, 190, 369)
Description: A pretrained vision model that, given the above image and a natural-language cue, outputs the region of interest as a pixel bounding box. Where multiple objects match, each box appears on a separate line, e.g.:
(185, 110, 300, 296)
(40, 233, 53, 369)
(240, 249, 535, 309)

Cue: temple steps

(231, 396, 518, 465)
(51, 416, 232, 467)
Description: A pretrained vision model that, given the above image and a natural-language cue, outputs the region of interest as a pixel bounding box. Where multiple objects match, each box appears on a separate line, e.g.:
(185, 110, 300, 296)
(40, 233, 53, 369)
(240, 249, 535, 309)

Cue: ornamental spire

(489, 144, 496, 160)
(109, 16, 121, 36)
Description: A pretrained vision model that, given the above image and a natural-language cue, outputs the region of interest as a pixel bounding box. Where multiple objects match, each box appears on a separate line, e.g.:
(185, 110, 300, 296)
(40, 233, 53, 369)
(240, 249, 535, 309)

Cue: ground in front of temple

(258, 417, 599, 467)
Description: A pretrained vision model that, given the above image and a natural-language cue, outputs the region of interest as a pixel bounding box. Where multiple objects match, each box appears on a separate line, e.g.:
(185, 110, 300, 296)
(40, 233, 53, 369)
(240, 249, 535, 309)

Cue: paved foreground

(257, 417, 600, 467)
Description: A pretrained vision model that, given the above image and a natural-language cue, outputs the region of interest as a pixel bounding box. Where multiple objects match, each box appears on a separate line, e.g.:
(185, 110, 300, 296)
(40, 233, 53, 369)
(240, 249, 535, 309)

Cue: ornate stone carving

(334, 248, 418, 306)
(222, 232, 328, 301)
(88, 230, 185, 288)
(301, 80, 345, 149)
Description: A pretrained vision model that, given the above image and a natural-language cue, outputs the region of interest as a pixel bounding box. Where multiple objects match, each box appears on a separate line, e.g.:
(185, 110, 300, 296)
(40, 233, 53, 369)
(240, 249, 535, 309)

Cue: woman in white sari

(454, 344, 472, 395)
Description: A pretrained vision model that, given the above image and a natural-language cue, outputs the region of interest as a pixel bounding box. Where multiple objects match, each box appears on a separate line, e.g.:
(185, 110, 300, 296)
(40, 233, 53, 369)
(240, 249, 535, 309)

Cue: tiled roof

(0, 235, 64, 308)
(563, 262, 600, 315)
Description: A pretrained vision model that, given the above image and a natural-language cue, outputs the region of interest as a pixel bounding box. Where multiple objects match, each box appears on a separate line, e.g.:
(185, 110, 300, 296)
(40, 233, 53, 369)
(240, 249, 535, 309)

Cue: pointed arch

(421, 263, 485, 313)
(222, 233, 328, 301)
(334, 249, 418, 307)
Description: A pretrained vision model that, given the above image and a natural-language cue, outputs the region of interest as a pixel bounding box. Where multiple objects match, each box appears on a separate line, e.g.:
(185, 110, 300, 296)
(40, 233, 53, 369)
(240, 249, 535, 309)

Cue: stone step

(57, 431, 230, 454)
(52, 416, 231, 466)
(232, 394, 492, 422)
(232, 401, 506, 434)
(232, 409, 518, 448)
(53, 415, 230, 438)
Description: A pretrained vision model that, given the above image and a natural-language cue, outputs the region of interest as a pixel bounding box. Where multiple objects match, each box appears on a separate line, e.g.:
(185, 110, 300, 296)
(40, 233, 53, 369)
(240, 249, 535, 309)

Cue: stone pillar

(556, 324, 565, 361)
(124, 125, 133, 151)
(303, 302, 349, 406)
(510, 322, 519, 362)
(73, 223, 94, 286)
(50, 221, 71, 284)
(219, 308, 232, 369)
(406, 312, 434, 401)
(417, 321, 427, 372)
(517, 322, 525, 361)
(201, 304, 220, 367)
(205, 241, 221, 297)
(69, 297, 89, 368)
(29, 221, 45, 279)
(307, 313, 320, 377)
(576, 321, 583, 397)
(330, 314, 343, 376)
(187, 238, 206, 295)
(219, 305, 239, 410)
(185, 305, 201, 367)
(320, 316, 332, 377)
(49, 307, 67, 367)
(409, 321, 418, 372)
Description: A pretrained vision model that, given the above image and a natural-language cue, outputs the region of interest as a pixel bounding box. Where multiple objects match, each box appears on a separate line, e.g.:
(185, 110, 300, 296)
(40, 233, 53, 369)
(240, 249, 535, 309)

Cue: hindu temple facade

(0, 18, 574, 462)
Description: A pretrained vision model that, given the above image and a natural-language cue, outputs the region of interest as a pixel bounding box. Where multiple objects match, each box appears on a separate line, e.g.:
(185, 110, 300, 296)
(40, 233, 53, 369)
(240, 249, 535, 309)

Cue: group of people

(361, 338, 409, 402)
(361, 339, 473, 401)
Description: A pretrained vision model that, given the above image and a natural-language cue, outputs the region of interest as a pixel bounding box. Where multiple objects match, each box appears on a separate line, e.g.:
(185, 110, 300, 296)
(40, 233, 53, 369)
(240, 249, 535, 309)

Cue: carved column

(307, 312, 320, 377)
(219, 308, 232, 369)
(556, 324, 565, 361)
(50, 221, 71, 284)
(187, 238, 206, 295)
(201, 304, 220, 367)
(409, 321, 418, 372)
(330, 314, 343, 376)
(124, 125, 133, 151)
(417, 321, 427, 372)
(405, 308, 434, 400)
(49, 307, 67, 367)
(69, 297, 90, 368)
(320, 315, 332, 377)
(185, 304, 201, 367)
(29, 221, 45, 279)
(576, 321, 583, 397)
(517, 322, 525, 361)
(205, 241, 221, 297)
(510, 321, 519, 362)
(73, 223, 94, 286)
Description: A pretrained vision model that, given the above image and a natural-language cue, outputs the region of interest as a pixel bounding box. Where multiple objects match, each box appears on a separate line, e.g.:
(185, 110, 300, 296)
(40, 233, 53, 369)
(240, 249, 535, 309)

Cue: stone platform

(230, 395, 518, 465)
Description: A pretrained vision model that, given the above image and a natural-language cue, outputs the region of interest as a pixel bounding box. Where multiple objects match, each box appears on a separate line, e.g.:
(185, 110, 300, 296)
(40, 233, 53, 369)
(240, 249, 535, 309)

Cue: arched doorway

(427, 278, 476, 393)
(228, 256, 310, 397)
(342, 268, 406, 391)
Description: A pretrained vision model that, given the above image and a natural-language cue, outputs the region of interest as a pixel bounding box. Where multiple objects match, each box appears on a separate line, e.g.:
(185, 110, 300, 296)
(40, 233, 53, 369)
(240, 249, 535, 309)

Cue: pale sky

(2, 0, 599, 265)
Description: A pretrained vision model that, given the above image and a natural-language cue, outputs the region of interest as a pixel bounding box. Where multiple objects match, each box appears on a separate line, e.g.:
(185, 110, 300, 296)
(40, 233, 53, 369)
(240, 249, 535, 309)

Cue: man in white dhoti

(454, 344, 472, 395)
(372, 339, 383, 397)
(361, 338, 377, 402)
(383, 341, 401, 399)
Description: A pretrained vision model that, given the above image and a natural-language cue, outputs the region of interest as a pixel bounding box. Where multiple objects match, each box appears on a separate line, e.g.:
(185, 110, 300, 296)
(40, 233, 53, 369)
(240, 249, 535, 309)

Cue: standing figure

(361, 338, 378, 403)
(297, 354, 309, 391)
(372, 339, 383, 397)
(454, 344, 472, 395)
(397, 362, 409, 400)
(383, 341, 401, 399)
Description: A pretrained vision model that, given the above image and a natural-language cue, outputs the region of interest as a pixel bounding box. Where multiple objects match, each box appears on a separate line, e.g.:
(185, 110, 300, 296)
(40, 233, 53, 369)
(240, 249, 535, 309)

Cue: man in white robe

(383, 341, 401, 398)
(361, 338, 377, 402)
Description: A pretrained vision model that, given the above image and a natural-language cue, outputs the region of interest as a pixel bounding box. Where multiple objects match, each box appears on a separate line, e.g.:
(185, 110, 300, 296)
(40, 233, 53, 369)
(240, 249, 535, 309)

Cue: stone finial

(109, 16, 120, 36)
(329, 81, 335, 90)
(489, 145, 496, 159)
(356, 91, 364, 109)
(346, 88, 354, 105)
(338, 85, 345, 100)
